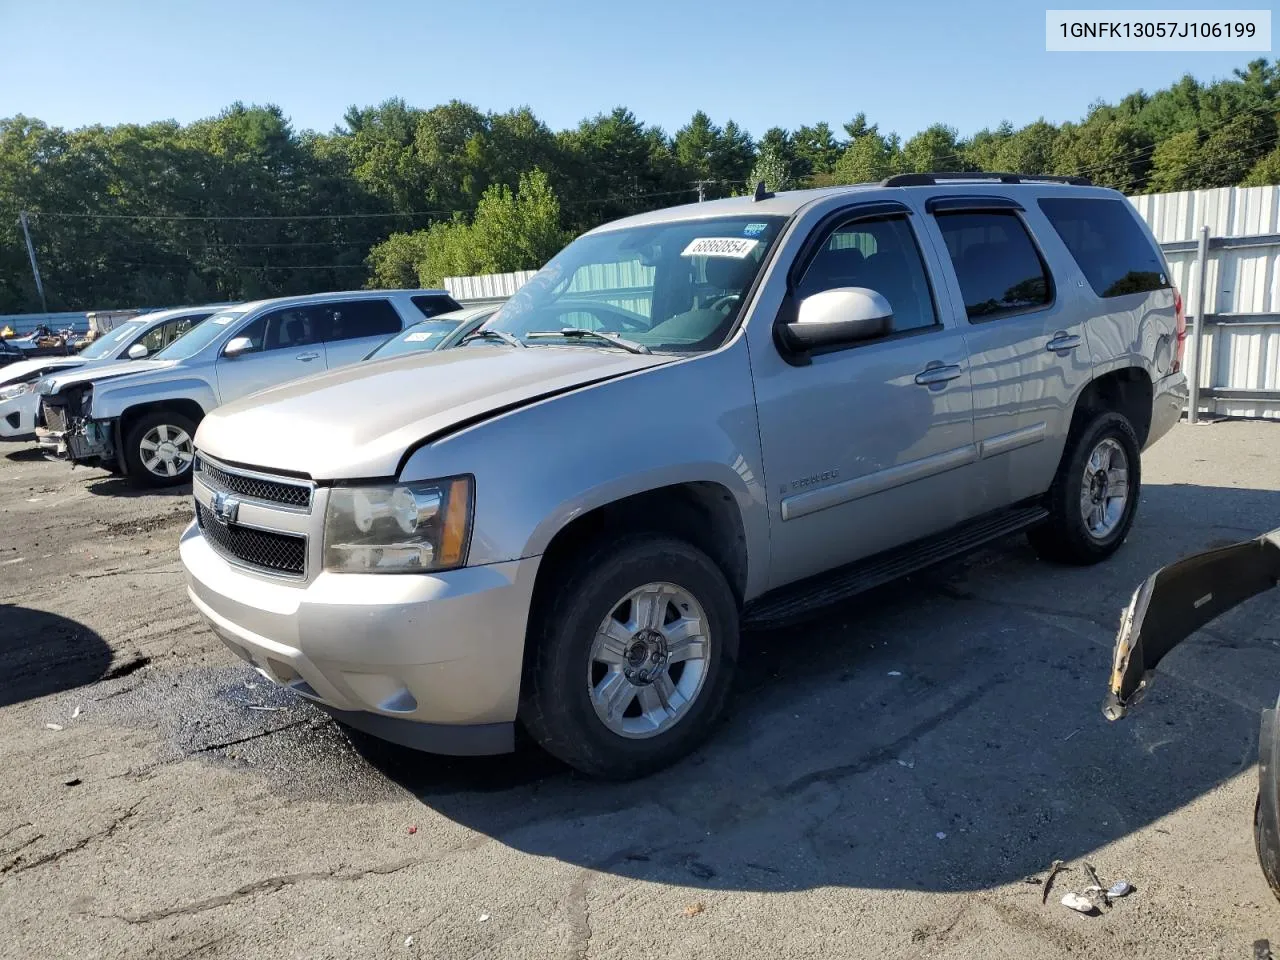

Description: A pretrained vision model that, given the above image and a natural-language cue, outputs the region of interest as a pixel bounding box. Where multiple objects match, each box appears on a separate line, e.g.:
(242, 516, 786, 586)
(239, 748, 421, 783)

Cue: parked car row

(7, 174, 1188, 781)
(29, 290, 469, 484)
(0, 306, 217, 442)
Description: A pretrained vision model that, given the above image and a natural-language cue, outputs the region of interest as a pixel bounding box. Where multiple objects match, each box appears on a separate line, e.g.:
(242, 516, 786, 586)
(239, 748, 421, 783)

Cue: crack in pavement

(0, 833, 44, 864)
(170, 934, 230, 960)
(780, 677, 1003, 797)
(933, 585, 1121, 634)
(565, 870, 593, 960)
(0, 822, 32, 842)
(191, 718, 313, 755)
(2, 802, 140, 876)
(111, 855, 425, 924)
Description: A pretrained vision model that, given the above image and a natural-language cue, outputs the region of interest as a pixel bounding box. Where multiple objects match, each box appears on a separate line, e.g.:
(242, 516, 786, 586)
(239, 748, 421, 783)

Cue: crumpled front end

(36, 384, 116, 467)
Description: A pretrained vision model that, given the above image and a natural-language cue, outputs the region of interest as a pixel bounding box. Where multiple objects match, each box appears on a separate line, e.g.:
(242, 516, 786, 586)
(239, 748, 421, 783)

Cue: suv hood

(196, 345, 674, 478)
(39, 359, 177, 394)
(0, 356, 86, 386)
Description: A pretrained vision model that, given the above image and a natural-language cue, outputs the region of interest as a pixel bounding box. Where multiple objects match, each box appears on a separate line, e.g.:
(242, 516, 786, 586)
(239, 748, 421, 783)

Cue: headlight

(0, 382, 32, 400)
(323, 476, 473, 573)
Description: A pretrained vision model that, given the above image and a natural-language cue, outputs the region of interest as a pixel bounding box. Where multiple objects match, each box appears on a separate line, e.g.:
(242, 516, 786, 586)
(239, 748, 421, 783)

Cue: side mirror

(223, 336, 253, 358)
(126, 343, 149, 360)
(781, 287, 893, 353)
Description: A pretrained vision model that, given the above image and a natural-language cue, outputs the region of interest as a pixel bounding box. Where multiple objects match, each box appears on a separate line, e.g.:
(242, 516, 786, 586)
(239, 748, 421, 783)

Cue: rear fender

(1103, 529, 1280, 720)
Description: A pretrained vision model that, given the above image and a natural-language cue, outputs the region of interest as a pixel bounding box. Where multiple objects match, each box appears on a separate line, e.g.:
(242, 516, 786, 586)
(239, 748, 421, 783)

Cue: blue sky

(0, 0, 1266, 140)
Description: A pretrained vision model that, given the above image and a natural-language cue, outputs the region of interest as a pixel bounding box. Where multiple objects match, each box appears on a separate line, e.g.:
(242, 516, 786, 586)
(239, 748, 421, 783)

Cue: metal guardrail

(1162, 228, 1280, 423)
(1160, 232, 1280, 255)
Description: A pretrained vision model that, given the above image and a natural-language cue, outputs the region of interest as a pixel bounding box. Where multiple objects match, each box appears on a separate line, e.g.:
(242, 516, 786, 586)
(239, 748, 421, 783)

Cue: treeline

(2, 59, 1278, 313)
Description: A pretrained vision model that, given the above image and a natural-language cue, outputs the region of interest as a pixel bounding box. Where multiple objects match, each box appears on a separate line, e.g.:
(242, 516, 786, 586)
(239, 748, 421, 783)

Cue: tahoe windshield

(78, 321, 146, 359)
(155, 310, 246, 360)
(482, 215, 785, 353)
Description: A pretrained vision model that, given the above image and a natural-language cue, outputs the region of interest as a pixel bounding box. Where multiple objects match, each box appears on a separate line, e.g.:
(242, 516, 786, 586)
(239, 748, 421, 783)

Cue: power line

(88, 261, 370, 271)
(27, 209, 452, 222)
(25, 185, 703, 223)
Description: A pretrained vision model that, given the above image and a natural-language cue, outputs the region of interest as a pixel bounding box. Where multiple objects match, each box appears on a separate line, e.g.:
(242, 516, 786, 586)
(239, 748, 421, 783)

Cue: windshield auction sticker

(1047, 10, 1271, 50)
(682, 237, 760, 259)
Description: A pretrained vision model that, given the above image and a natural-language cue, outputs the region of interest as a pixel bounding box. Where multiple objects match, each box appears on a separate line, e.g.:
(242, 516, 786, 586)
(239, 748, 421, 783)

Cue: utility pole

(19, 211, 47, 312)
(693, 180, 715, 202)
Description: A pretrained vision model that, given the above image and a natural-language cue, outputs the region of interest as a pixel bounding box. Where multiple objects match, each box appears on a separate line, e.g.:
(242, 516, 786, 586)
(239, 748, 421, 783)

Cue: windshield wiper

(460, 329, 526, 348)
(525, 328, 651, 355)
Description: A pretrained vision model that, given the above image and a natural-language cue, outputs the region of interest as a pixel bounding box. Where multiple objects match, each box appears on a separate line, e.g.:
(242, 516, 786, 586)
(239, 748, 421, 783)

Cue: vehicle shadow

(0, 605, 114, 708)
(4, 447, 46, 463)
(341, 481, 1280, 892)
(85, 476, 189, 498)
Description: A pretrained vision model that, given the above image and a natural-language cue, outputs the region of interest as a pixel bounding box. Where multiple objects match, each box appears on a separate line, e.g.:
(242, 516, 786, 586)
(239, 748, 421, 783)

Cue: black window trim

(932, 207, 1058, 325)
(924, 195, 1024, 215)
(775, 200, 943, 363)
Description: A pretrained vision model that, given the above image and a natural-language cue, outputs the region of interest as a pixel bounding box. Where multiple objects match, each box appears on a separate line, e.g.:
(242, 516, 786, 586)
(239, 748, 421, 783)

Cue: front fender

(92, 376, 217, 420)
(399, 342, 772, 599)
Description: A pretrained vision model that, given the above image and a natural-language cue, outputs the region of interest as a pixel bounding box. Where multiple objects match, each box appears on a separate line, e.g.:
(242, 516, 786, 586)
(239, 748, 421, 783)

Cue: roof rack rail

(880, 172, 1092, 187)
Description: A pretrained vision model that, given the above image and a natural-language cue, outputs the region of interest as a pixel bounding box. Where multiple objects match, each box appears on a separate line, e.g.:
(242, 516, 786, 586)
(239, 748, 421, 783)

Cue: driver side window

(798, 216, 938, 334)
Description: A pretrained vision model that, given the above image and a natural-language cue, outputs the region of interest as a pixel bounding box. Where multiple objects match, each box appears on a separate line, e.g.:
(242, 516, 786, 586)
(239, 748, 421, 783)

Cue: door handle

(296, 351, 320, 361)
(914, 362, 964, 386)
(1046, 332, 1082, 353)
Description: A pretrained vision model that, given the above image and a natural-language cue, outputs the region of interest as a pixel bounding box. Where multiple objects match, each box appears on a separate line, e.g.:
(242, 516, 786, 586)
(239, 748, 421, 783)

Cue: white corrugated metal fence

(1130, 185, 1280, 420)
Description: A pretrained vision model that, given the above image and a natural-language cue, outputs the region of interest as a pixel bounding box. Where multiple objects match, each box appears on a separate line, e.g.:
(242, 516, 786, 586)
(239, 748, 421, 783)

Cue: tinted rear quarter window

(411, 294, 463, 318)
(935, 211, 1052, 321)
(324, 299, 402, 342)
(1038, 197, 1168, 298)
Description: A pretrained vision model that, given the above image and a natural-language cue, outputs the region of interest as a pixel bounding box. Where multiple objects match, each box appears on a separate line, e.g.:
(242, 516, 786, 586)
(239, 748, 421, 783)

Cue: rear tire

(122, 410, 197, 488)
(1028, 410, 1141, 565)
(520, 535, 739, 780)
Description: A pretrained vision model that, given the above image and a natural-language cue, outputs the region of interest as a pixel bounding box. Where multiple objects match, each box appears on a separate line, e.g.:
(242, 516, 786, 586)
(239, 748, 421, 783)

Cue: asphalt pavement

(2, 420, 1279, 959)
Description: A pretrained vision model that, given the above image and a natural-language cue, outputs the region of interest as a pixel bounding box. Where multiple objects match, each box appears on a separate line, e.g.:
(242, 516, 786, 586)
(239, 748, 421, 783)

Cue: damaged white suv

(181, 175, 1187, 778)
(36, 289, 459, 485)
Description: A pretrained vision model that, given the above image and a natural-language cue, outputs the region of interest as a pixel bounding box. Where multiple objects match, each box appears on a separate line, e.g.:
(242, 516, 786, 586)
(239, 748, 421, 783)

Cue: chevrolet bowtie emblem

(211, 490, 241, 526)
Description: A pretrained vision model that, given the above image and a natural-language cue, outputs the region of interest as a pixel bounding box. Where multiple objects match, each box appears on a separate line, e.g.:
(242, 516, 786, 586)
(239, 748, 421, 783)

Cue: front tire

(1028, 410, 1141, 565)
(520, 535, 739, 780)
(122, 410, 197, 488)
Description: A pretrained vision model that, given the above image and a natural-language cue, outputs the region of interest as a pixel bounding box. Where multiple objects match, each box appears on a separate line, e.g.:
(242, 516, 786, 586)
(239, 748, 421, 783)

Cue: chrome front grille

(194, 454, 312, 509)
(192, 451, 317, 579)
(195, 503, 306, 577)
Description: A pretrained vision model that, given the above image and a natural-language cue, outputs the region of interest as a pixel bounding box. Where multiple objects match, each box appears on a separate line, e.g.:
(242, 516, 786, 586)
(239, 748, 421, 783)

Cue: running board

(743, 504, 1050, 628)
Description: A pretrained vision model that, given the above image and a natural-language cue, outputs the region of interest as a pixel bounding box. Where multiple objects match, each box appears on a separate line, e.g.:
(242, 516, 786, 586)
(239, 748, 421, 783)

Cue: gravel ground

(2, 420, 1280, 959)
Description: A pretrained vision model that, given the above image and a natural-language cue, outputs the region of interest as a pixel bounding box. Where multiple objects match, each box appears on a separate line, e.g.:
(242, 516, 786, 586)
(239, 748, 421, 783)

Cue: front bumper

(35, 418, 114, 465)
(180, 521, 541, 756)
(0, 392, 37, 440)
(35, 426, 66, 458)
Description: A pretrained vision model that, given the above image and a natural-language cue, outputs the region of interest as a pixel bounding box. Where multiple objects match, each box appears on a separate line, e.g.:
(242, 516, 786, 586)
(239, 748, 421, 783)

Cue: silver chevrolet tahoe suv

(180, 174, 1188, 779)
(35, 289, 460, 486)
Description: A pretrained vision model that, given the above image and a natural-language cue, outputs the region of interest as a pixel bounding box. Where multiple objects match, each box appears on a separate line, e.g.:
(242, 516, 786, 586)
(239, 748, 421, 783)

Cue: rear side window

(411, 294, 462, 318)
(1038, 198, 1169, 298)
(322, 300, 402, 342)
(935, 212, 1052, 321)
